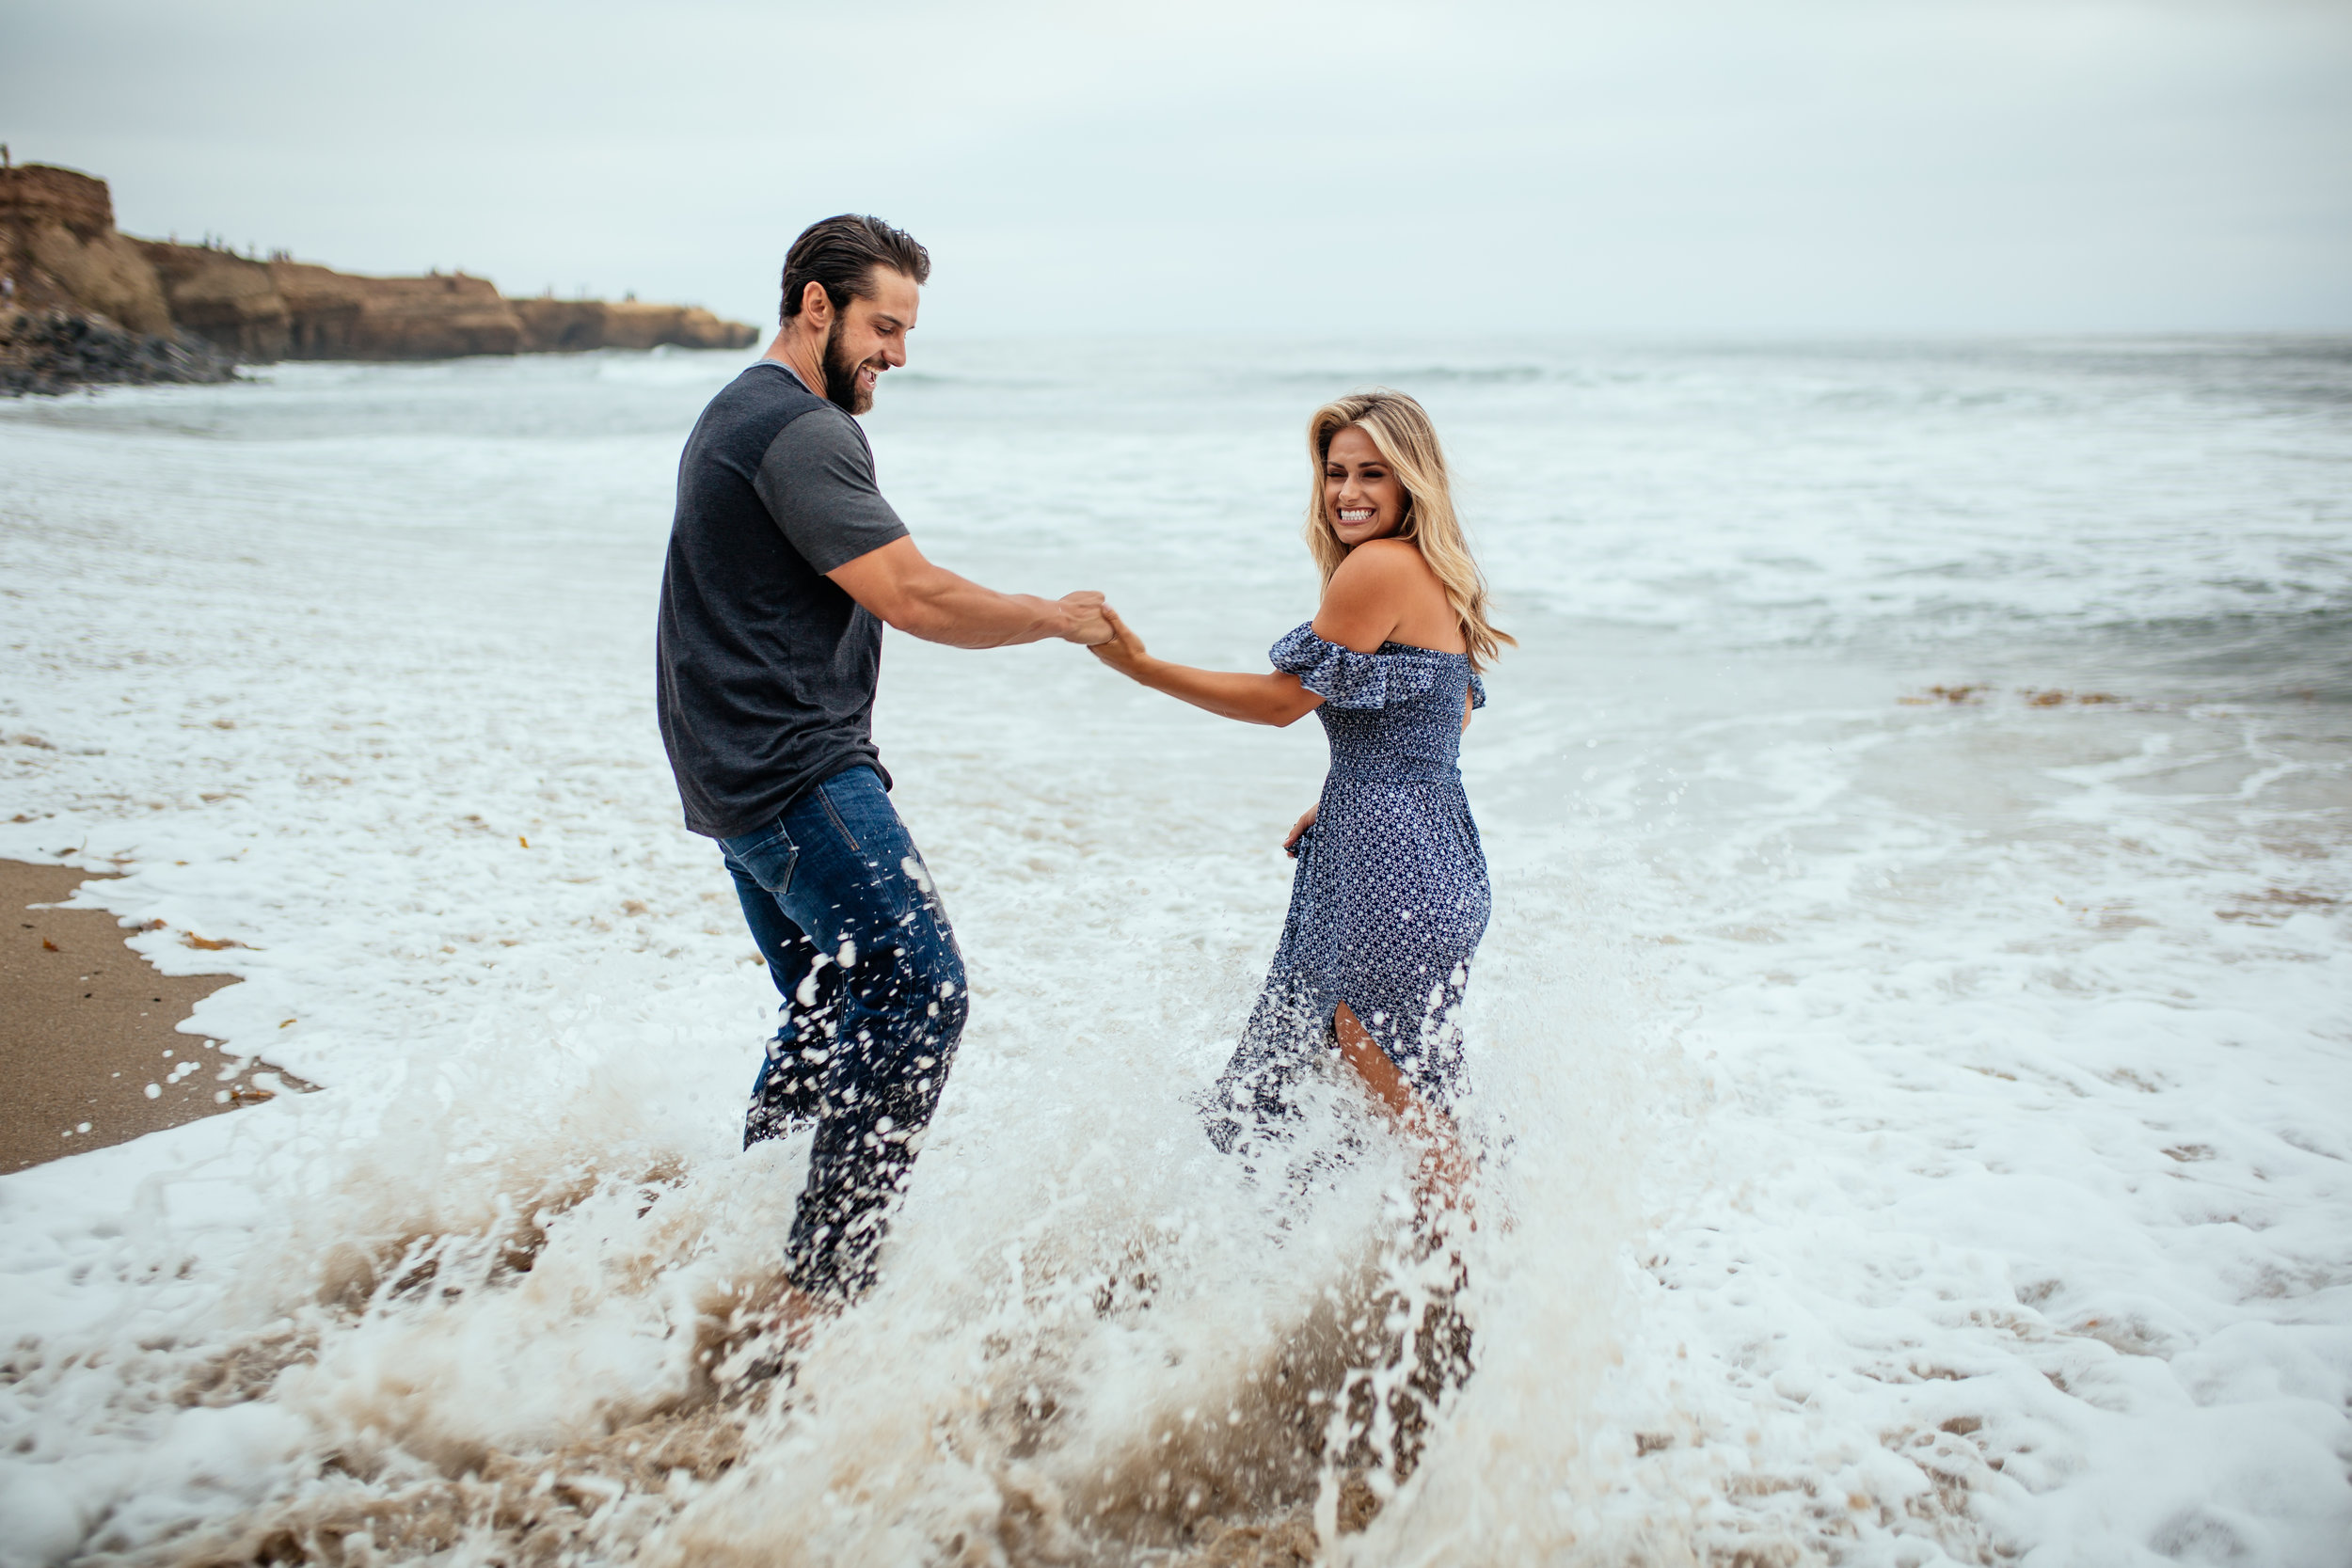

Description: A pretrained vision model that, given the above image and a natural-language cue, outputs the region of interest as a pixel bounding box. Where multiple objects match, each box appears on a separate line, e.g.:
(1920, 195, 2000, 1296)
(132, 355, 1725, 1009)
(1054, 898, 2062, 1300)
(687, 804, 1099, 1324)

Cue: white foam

(0, 341, 2345, 1564)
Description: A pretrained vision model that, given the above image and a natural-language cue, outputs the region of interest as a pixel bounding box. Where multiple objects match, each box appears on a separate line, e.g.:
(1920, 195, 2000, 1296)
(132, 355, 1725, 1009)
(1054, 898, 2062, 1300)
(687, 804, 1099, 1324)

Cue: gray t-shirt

(656, 361, 909, 838)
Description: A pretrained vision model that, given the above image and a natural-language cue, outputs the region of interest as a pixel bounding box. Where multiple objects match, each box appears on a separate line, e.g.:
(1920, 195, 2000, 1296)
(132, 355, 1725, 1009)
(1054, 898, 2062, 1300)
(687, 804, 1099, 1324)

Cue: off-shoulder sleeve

(1469, 672, 1488, 710)
(1269, 623, 1438, 709)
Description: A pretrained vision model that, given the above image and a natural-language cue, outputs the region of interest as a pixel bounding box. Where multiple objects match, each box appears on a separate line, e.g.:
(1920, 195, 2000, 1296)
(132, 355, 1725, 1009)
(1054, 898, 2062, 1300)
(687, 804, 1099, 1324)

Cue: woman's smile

(1324, 425, 1406, 544)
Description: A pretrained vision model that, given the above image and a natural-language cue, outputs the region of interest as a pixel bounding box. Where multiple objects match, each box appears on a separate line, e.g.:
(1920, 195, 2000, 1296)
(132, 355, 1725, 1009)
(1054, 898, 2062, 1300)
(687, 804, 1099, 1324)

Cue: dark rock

(0, 308, 239, 397)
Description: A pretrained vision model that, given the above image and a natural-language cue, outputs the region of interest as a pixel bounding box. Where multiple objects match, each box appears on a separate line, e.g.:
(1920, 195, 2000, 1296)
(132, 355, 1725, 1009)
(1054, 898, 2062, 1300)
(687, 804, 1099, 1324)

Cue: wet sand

(1, 860, 299, 1175)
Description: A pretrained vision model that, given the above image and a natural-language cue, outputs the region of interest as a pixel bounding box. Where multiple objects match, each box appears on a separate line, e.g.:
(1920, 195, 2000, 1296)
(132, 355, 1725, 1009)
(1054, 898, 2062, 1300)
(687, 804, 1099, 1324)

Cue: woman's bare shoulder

(1318, 540, 1452, 650)
(1329, 540, 1462, 652)
(1330, 537, 1436, 587)
(1324, 543, 1423, 614)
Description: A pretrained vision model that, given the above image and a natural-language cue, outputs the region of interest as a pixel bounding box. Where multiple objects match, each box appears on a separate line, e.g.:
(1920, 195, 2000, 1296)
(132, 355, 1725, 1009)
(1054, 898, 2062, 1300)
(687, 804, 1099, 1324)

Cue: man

(655, 214, 1108, 1316)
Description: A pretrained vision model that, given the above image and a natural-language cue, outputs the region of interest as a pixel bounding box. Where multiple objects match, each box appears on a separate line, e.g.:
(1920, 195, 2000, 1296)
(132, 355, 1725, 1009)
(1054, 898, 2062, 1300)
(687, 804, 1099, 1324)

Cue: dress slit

(1204, 626, 1491, 1152)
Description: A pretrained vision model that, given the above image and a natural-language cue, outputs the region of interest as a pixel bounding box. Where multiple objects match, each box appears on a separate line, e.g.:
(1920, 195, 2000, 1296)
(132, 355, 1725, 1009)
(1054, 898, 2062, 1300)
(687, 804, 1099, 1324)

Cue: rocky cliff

(137, 244, 529, 360)
(2, 161, 759, 391)
(1, 165, 233, 392)
(0, 164, 172, 334)
(509, 297, 756, 354)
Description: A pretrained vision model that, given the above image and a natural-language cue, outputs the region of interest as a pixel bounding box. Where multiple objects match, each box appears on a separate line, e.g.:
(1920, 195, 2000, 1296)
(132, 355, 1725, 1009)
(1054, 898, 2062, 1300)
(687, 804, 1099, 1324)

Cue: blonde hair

(1305, 388, 1514, 670)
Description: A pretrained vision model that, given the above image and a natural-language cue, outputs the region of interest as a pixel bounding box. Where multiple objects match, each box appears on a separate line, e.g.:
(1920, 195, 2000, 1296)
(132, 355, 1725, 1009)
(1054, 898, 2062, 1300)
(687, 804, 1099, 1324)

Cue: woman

(1089, 389, 1509, 1204)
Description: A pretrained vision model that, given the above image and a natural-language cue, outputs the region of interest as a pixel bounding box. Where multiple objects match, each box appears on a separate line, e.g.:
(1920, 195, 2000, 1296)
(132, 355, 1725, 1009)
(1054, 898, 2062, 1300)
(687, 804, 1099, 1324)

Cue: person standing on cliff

(655, 214, 1111, 1335)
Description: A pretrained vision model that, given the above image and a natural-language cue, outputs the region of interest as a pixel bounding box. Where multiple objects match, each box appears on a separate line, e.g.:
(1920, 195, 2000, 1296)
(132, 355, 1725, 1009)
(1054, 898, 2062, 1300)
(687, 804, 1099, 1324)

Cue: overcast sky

(8, 0, 2348, 336)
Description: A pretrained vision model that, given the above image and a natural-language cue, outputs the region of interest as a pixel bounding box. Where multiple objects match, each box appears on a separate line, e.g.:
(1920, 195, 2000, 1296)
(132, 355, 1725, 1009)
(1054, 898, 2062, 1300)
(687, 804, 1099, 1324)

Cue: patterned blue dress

(1206, 624, 1491, 1151)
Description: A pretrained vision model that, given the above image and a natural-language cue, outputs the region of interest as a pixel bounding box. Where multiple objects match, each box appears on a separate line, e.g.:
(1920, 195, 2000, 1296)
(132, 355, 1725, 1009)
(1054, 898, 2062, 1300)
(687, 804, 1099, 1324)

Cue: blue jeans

(720, 767, 968, 1302)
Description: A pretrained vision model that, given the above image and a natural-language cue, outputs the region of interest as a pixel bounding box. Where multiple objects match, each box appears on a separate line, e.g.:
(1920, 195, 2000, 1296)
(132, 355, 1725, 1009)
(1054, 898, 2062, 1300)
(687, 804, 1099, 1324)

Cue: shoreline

(1, 859, 306, 1175)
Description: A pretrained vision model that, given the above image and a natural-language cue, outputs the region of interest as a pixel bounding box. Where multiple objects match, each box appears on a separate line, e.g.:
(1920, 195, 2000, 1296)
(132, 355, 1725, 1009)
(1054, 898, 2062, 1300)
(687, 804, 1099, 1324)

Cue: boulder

(0, 308, 236, 396)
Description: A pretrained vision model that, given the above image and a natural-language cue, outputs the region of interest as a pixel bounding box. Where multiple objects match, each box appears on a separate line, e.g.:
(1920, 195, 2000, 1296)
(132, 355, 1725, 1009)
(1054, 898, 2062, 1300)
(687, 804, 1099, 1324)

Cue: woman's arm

(1087, 609, 1324, 727)
(1091, 535, 1451, 722)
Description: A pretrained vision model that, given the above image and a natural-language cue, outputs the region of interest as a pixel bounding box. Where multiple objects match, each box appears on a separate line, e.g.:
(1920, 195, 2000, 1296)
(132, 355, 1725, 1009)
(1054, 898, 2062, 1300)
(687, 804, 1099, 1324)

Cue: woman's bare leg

(1332, 1002, 1473, 1216)
(1331, 1003, 1479, 1472)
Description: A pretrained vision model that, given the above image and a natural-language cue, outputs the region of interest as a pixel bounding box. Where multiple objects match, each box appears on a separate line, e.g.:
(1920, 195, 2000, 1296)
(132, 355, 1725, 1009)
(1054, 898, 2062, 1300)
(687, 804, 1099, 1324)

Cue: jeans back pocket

(725, 822, 801, 898)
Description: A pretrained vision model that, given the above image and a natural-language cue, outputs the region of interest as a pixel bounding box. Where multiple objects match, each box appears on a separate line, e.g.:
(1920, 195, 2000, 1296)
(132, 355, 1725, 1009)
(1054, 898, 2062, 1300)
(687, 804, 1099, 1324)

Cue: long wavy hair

(1305, 389, 1513, 670)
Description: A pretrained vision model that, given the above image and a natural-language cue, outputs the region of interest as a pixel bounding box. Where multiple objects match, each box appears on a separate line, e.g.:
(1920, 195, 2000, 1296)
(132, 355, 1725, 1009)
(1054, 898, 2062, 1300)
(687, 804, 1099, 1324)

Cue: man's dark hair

(780, 214, 930, 324)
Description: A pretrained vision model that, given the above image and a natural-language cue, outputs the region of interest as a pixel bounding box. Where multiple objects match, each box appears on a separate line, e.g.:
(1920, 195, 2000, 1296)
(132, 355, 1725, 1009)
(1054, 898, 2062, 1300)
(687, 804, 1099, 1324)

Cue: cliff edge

(0, 163, 236, 393)
(2, 161, 759, 393)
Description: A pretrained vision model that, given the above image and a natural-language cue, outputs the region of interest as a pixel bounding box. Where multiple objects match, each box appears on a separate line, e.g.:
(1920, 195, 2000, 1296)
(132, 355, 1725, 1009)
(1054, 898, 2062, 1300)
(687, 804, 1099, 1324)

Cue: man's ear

(798, 279, 833, 328)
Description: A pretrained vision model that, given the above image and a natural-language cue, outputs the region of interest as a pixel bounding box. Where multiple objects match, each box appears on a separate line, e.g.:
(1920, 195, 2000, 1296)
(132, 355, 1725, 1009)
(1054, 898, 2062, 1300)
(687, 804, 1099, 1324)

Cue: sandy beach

(0, 859, 299, 1174)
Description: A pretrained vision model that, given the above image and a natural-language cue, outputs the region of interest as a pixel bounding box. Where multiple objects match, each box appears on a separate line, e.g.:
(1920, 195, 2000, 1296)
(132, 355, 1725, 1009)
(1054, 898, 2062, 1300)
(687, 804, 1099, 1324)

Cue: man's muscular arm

(830, 536, 1110, 648)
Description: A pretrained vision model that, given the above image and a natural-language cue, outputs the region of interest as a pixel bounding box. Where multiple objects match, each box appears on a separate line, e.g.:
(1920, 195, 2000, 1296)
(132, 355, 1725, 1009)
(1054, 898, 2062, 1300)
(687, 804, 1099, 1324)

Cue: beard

(821, 316, 877, 414)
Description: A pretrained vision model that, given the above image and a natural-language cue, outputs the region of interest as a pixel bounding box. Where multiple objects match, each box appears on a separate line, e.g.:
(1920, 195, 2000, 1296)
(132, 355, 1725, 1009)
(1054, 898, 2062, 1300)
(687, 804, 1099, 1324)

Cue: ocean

(2, 336, 2346, 1564)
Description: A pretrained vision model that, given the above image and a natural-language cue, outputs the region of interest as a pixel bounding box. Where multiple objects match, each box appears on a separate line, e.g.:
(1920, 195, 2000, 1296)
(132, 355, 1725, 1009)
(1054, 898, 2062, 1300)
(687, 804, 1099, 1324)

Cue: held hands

(1085, 605, 1152, 677)
(1057, 591, 1113, 646)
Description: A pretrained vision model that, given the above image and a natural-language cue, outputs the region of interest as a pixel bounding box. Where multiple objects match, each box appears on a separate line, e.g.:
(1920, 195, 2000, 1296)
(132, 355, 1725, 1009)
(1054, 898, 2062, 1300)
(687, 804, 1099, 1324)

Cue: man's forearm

(829, 536, 1103, 648)
(889, 569, 1069, 648)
